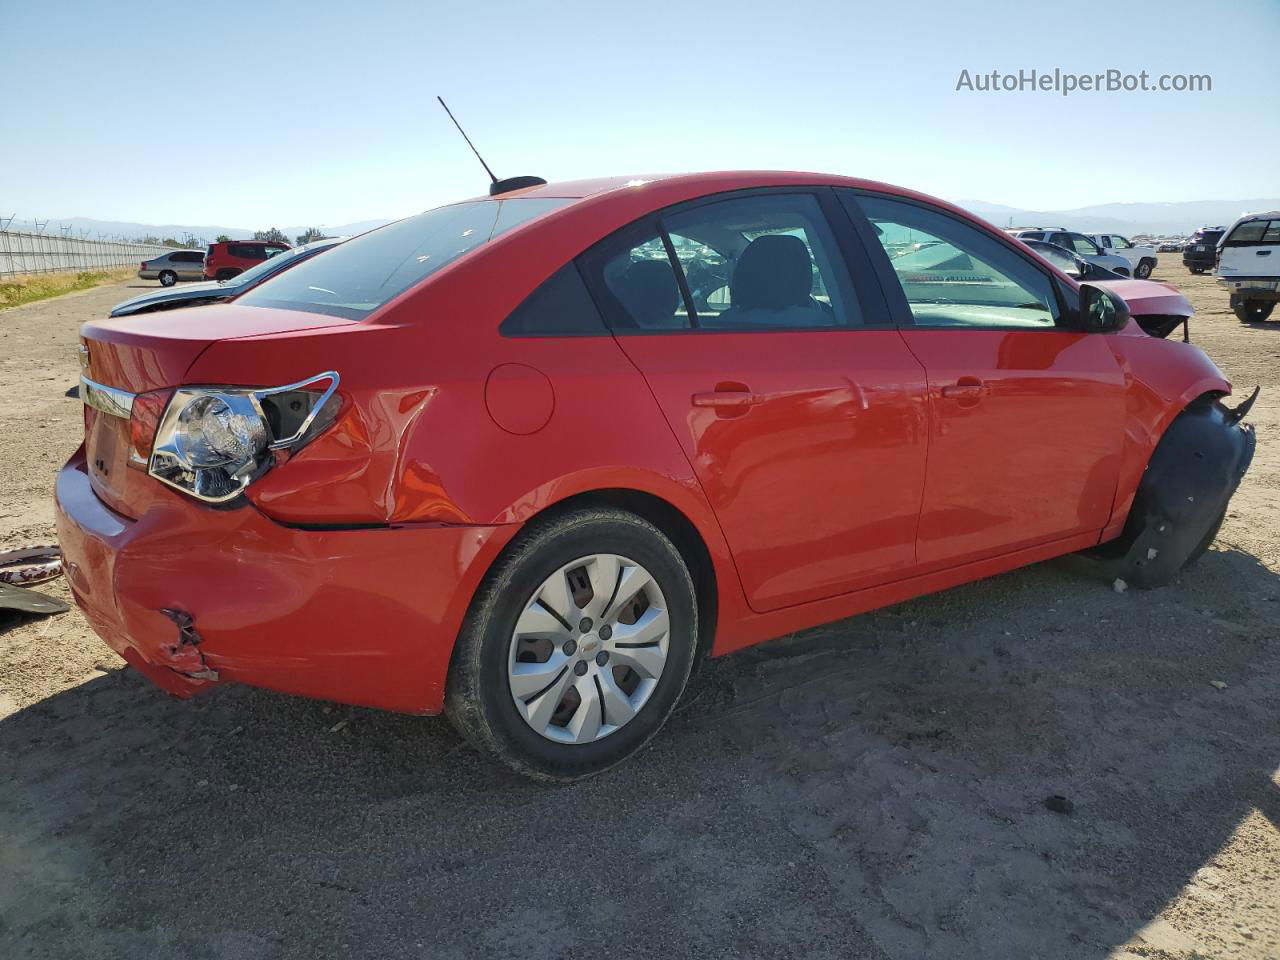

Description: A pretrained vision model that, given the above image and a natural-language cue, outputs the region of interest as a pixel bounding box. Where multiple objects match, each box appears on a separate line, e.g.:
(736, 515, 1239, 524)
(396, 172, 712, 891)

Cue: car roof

(456, 170, 1004, 241)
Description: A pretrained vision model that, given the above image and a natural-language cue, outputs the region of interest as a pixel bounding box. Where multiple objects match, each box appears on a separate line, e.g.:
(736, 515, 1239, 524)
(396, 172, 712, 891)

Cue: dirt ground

(1, 267, 1278, 960)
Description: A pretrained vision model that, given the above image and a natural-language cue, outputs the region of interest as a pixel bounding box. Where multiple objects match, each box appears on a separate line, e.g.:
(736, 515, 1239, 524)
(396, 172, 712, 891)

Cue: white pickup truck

(1217, 211, 1280, 323)
(1083, 234, 1159, 279)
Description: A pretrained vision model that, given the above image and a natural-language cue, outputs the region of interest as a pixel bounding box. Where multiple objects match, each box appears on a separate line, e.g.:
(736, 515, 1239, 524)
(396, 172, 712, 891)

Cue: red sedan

(57, 172, 1256, 780)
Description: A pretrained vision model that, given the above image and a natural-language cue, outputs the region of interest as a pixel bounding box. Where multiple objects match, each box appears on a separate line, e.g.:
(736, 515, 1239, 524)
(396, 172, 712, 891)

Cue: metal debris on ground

(1210, 680, 1228, 690)
(0, 544, 62, 585)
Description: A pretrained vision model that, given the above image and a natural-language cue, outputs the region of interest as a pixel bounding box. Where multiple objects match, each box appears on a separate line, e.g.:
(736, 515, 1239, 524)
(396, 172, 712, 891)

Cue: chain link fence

(0, 225, 178, 277)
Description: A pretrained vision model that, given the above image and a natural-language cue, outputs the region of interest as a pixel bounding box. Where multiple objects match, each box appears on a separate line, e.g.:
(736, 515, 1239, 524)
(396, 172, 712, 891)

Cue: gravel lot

(1, 269, 1278, 960)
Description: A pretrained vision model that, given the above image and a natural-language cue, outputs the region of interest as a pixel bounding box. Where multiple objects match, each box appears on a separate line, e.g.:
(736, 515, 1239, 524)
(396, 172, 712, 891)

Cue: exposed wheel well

(525, 489, 718, 664)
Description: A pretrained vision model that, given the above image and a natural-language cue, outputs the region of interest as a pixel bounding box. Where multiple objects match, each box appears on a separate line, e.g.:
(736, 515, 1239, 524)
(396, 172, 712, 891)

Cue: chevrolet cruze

(57, 172, 1256, 780)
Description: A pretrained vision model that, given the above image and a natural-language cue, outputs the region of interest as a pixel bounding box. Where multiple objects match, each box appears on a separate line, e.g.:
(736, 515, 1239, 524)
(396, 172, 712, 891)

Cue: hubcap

(507, 553, 670, 744)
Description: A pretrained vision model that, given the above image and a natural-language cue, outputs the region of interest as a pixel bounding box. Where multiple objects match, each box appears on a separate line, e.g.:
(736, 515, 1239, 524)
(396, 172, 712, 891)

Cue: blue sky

(4, 0, 1276, 228)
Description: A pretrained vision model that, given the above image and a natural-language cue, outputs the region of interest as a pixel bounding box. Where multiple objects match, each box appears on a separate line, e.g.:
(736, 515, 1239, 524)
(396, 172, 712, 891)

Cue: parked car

(110, 237, 345, 318)
(1158, 240, 1184, 253)
(203, 239, 291, 280)
(1182, 228, 1224, 274)
(1020, 238, 1193, 339)
(138, 250, 206, 286)
(1014, 230, 1131, 276)
(59, 172, 1257, 781)
(1083, 234, 1159, 279)
(1216, 211, 1280, 322)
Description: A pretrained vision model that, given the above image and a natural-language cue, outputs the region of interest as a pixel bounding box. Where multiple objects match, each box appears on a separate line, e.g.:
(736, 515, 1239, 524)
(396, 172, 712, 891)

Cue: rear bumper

(55, 449, 517, 713)
(137, 269, 157, 279)
(1219, 278, 1280, 303)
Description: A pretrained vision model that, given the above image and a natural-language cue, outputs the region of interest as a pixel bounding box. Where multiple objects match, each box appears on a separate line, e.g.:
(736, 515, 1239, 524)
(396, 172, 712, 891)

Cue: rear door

(841, 192, 1126, 570)
(580, 190, 929, 613)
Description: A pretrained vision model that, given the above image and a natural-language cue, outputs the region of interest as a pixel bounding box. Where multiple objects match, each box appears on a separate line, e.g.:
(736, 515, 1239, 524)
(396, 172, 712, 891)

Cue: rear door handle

(691, 390, 759, 409)
(1257, 250, 1272, 256)
(941, 377, 987, 401)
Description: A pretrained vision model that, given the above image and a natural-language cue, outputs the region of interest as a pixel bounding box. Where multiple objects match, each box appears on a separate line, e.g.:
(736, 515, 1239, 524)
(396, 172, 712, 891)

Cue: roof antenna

(436, 96, 547, 197)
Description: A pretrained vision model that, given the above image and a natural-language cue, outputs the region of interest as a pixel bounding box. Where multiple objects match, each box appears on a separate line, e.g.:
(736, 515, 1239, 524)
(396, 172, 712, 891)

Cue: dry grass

(0, 268, 136, 311)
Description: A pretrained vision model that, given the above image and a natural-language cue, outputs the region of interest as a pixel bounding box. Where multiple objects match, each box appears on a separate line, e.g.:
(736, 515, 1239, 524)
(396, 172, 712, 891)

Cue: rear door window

(582, 192, 864, 332)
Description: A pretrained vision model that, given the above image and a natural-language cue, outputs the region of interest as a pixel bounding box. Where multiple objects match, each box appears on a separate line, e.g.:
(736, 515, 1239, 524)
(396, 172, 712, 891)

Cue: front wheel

(1234, 300, 1275, 323)
(1135, 259, 1155, 279)
(446, 508, 698, 782)
(158, 270, 177, 287)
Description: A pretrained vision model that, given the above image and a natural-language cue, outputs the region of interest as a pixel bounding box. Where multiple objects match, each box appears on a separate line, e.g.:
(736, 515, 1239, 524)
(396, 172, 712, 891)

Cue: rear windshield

(236, 197, 572, 320)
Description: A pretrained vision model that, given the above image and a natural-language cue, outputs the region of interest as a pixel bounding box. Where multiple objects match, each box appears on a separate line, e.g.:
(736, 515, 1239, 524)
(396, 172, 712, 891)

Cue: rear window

(237, 198, 573, 320)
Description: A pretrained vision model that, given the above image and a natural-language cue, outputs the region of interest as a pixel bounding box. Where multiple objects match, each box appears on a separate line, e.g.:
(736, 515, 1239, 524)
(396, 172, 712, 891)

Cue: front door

(580, 191, 930, 612)
(845, 192, 1126, 569)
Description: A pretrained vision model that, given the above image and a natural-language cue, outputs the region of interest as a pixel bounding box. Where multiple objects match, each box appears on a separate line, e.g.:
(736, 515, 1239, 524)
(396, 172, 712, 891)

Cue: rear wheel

(158, 270, 177, 287)
(446, 507, 698, 782)
(1234, 300, 1275, 323)
(1135, 259, 1155, 279)
(215, 268, 240, 281)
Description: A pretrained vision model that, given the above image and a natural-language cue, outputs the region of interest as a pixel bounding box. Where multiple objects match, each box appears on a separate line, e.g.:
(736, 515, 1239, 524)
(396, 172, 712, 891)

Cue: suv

(1084, 234, 1158, 279)
(138, 250, 206, 287)
(1182, 227, 1224, 274)
(204, 240, 291, 280)
(1217, 211, 1280, 322)
(1014, 230, 1131, 276)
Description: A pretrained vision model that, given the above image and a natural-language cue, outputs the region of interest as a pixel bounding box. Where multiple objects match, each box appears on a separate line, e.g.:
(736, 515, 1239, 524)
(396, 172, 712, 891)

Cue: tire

(215, 268, 241, 281)
(1135, 259, 1155, 279)
(158, 270, 177, 287)
(1234, 300, 1275, 323)
(445, 507, 698, 782)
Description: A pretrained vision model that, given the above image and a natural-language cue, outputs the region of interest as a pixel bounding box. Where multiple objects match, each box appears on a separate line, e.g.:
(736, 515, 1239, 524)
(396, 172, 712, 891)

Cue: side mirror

(1079, 283, 1130, 333)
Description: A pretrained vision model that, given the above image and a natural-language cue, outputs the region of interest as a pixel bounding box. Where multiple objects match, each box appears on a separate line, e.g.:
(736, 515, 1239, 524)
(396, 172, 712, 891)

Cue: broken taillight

(128, 388, 174, 469)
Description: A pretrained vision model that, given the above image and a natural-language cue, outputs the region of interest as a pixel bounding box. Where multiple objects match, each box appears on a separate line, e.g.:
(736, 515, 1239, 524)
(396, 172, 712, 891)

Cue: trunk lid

(79, 305, 356, 517)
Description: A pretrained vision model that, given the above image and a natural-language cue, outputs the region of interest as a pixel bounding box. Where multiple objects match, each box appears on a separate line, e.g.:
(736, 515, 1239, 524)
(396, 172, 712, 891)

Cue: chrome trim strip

(259, 371, 340, 449)
(80, 376, 135, 420)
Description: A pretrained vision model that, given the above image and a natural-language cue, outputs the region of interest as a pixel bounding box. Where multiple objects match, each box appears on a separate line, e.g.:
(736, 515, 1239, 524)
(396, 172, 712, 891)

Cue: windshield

(236, 198, 572, 320)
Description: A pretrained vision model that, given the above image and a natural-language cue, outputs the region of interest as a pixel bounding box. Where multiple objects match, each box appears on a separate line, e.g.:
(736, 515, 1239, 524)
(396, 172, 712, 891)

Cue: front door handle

(1257, 250, 1272, 256)
(941, 377, 987, 403)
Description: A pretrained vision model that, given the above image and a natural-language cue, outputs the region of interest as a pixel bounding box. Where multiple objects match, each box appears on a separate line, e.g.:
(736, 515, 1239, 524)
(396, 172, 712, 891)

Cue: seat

(714, 234, 835, 327)
(613, 259, 682, 329)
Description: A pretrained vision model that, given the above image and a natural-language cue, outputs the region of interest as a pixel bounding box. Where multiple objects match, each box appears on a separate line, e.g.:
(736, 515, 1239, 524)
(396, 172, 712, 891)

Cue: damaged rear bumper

(54, 449, 517, 713)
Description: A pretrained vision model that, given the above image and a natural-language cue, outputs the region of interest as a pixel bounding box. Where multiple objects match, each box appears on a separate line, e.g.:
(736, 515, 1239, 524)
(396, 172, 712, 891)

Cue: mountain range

(956, 199, 1280, 236)
(12, 197, 1280, 244)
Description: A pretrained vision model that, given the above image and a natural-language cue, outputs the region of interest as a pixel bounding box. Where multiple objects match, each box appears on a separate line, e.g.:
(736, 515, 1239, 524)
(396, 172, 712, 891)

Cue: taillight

(148, 372, 340, 503)
(140, 262, 147, 269)
(127, 389, 174, 469)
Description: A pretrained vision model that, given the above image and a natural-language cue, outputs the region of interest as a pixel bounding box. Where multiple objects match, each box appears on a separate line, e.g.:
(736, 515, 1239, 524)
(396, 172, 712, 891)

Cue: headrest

(732, 234, 814, 310)
(616, 259, 681, 327)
